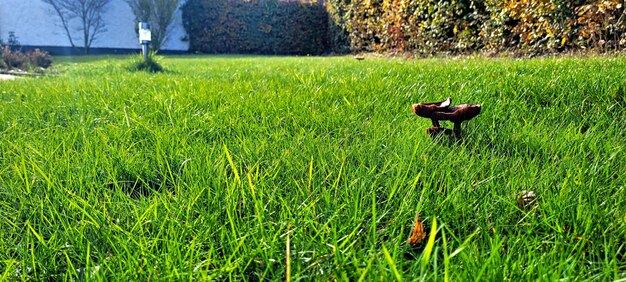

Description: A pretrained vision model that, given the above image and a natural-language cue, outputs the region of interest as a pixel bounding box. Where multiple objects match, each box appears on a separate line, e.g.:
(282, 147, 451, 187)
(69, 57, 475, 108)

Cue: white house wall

(0, 0, 188, 51)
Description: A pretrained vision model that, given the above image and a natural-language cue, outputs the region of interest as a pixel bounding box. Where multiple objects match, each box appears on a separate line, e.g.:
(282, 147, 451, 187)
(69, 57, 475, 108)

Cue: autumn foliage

(328, 0, 626, 54)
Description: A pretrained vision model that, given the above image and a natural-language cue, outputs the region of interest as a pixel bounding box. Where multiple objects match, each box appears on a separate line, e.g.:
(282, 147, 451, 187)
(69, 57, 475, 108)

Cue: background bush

(328, 0, 626, 55)
(182, 0, 329, 55)
(182, 0, 626, 55)
(1, 46, 53, 71)
(2, 46, 27, 70)
(27, 49, 53, 69)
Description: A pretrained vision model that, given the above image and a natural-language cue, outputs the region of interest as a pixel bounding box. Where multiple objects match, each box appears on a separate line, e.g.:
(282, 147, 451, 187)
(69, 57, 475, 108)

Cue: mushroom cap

(440, 98, 451, 108)
(411, 97, 452, 118)
(430, 104, 481, 123)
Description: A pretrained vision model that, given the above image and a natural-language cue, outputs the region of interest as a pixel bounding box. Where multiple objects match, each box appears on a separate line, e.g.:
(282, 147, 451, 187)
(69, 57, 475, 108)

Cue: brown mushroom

(430, 104, 481, 137)
(411, 98, 481, 138)
(411, 97, 452, 128)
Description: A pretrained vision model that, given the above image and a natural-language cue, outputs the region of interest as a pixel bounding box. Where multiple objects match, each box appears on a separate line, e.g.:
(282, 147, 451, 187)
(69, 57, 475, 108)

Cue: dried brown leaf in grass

(408, 214, 427, 247)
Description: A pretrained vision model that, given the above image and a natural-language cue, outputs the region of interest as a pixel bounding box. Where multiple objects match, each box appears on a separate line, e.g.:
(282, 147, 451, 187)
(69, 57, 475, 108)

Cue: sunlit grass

(0, 55, 625, 280)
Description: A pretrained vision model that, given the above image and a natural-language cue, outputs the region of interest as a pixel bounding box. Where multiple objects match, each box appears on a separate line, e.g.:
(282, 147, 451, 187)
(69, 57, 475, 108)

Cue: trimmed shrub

(27, 49, 53, 69)
(324, 0, 626, 55)
(326, 0, 496, 55)
(181, 0, 626, 55)
(500, 0, 576, 52)
(403, 0, 489, 54)
(182, 0, 329, 55)
(1, 46, 53, 71)
(575, 0, 626, 51)
(127, 52, 164, 73)
(2, 46, 27, 70)
(325, 0, 351, 54)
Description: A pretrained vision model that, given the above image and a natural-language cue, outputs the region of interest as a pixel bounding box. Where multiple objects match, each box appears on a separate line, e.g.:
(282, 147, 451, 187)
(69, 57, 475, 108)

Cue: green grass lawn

(1, 55, 625, 280)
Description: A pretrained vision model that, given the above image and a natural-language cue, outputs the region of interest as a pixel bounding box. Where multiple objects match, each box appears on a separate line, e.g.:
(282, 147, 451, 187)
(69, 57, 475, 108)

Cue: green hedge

(182, 0, 626, 55)
(182, 0, 329, 55)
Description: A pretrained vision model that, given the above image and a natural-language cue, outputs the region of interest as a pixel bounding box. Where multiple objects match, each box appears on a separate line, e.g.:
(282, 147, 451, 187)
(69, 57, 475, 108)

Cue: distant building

(0, 0, 189, 54)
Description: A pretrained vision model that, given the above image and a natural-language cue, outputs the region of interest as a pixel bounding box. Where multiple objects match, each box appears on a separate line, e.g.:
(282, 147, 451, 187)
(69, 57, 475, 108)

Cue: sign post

(138, 22, 151, 60)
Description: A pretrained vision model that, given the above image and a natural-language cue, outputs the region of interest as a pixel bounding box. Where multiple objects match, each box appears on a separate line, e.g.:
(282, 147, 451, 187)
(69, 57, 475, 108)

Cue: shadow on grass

(104, 170, 175, 199)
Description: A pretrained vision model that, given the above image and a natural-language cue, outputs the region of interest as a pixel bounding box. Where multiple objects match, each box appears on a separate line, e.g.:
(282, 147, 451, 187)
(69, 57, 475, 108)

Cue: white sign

(139, 29, 151, 42)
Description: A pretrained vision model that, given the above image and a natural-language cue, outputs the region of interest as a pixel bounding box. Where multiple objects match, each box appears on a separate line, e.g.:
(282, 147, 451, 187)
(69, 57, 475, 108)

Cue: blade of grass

(422, 217, 437, 268)
(382, 245, 403, 282)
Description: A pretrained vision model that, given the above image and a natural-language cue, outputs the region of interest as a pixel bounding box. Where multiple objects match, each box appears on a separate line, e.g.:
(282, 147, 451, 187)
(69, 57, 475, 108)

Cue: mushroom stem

(453, 122, 462, 137)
